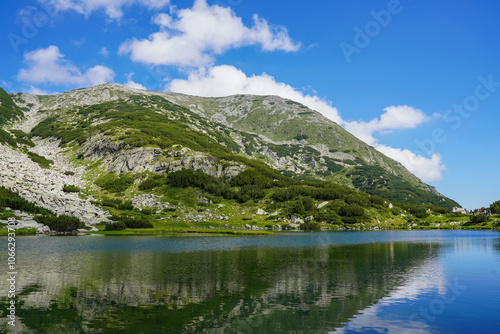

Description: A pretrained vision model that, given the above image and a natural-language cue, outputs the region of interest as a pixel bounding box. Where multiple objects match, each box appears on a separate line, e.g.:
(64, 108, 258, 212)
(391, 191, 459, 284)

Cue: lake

(1, 230, 500, 333)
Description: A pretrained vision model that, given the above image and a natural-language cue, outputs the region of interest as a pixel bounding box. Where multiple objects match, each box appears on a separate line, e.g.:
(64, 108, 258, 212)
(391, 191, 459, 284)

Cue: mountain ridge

(0, 83, 463, 235)
(6, 83, 453, 206)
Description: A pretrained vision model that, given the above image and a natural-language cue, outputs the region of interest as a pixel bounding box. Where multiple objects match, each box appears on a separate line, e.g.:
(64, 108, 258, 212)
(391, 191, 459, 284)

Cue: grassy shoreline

(1, 225, 498, 236)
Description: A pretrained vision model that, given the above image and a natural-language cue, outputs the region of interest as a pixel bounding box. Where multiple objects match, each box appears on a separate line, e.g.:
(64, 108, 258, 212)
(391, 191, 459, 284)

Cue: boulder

(317, 201, 329, 209)
(37, 225, 50, 235)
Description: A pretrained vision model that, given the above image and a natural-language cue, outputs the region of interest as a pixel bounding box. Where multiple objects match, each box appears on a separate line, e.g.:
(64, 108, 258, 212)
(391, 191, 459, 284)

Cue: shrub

(301, 222, 321, 231)
(391, 206, 402, 215)
(236, 185, 265, 203)
(62, 184, 80, 193)
(315, 210, 339, 223)
(0, 187, 50, 214)
(95, 173, 134, 193)
(105, 221, 126, 231)
(231, 169, 273, 189)
(294, 134, 309, 141)
(294, 196, 306, 215)
(339, 204, 365, 217)
(121, 216, 153, 228)
(141, 208, 155, 215)
(138, 177, 162, 191)
(101, 197, 134, 210)
(464, 214, 489, 226)
(64, 171, 75, 176)
(490, 200, 500, 214)
(342, 216, 365, 224)
(34, 215, 83, 232)
(118, 200, 134, 210)
(26, 151, 53, 169)
(167, 169, 215, 188)
(409, 207, 428, 219)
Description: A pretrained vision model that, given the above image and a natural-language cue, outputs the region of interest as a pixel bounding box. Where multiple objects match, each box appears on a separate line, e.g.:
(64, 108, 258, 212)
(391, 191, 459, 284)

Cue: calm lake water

(1, 231, 500, 333)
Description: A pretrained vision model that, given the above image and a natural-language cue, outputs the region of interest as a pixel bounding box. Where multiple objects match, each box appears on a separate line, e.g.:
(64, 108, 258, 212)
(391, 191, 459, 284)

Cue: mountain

(0, 84, 458, 233)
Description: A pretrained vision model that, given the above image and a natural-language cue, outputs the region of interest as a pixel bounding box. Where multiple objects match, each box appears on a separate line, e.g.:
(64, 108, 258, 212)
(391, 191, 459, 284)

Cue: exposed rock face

(0, 143, 109, 224)
(80, 134, 246, 177)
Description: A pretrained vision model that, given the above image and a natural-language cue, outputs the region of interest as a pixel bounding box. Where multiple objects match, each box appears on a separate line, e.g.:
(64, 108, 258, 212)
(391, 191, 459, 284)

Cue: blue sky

(1, 0, 499, 209)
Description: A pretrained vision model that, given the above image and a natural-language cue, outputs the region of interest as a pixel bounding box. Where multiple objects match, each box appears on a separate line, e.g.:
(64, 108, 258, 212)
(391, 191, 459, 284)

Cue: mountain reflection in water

(1, 231, 499, 333)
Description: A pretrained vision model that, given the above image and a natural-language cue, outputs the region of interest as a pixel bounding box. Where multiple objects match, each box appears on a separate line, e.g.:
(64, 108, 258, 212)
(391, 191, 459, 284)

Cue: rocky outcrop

(0, 143, 109, 224)
(80, 134, 246, 177)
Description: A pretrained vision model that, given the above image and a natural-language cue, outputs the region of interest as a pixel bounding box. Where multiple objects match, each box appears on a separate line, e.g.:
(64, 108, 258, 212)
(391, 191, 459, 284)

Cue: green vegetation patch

(95, 173, 134, 193)
(26, 151, 53, 169)
(347, 165, 459, 208)
(0, 88, 24, 125)
(0, 129, 17, 147)
(101, 197, 134, 210)
(34, 215, 83, 232)
(0, 186, 50, 214)
(62, 184, 80, 193)
(108, 215, 153, 229)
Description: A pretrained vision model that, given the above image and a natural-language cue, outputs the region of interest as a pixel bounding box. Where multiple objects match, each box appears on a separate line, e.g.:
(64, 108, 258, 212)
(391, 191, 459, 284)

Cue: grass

(0, 227, 37, 235)
(90, 228, 273, 236)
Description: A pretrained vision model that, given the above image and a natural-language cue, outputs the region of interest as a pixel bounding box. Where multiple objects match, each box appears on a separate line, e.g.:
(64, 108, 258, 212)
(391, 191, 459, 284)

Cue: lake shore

(2, 222, 498, 236)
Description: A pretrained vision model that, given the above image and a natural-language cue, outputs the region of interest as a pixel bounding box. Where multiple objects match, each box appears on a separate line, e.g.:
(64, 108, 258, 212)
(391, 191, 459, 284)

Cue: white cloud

(375, 144, 447, 182)
(169, 65, 446, 182)
(119, 0, 300, 67)
(344, 105, 431, 145)
(38, 0, 171, 19)
(123, 72, 147, 90)
(168, 65, 342, 124)
(343, 106, 445, 181)
(99, 47, 109, 56)
(17, 45, 115, 87)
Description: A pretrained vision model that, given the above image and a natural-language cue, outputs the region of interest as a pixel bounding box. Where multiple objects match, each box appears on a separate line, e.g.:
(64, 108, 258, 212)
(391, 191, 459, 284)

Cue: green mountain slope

(7, 83, 457, 208)
(0, 87, 24, 125)
(0, 83, 464, 235)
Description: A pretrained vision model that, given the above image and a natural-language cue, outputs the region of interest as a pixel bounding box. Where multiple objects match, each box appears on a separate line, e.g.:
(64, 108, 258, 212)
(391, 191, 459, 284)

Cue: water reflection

(1, 236, 440, 333)
(1, 232, 499, 333)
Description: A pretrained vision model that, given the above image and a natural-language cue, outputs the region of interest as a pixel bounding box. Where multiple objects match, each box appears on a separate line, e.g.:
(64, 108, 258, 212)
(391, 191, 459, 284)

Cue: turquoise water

(1, 231, 499, 333)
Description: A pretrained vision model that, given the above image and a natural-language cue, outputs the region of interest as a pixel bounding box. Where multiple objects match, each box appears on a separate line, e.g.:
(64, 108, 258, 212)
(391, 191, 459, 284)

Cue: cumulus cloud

(169, 65, 446, 182)
(17, 45, 115, 87)
(38, 0, 171, 19)
(343, 106, 446, 181)
(168, 65, 342, 123)
(376, 144, 447, 182)
(119, 0, 300, 67)
(123, 72, 147, 90)
(344, 105, 431, 145)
